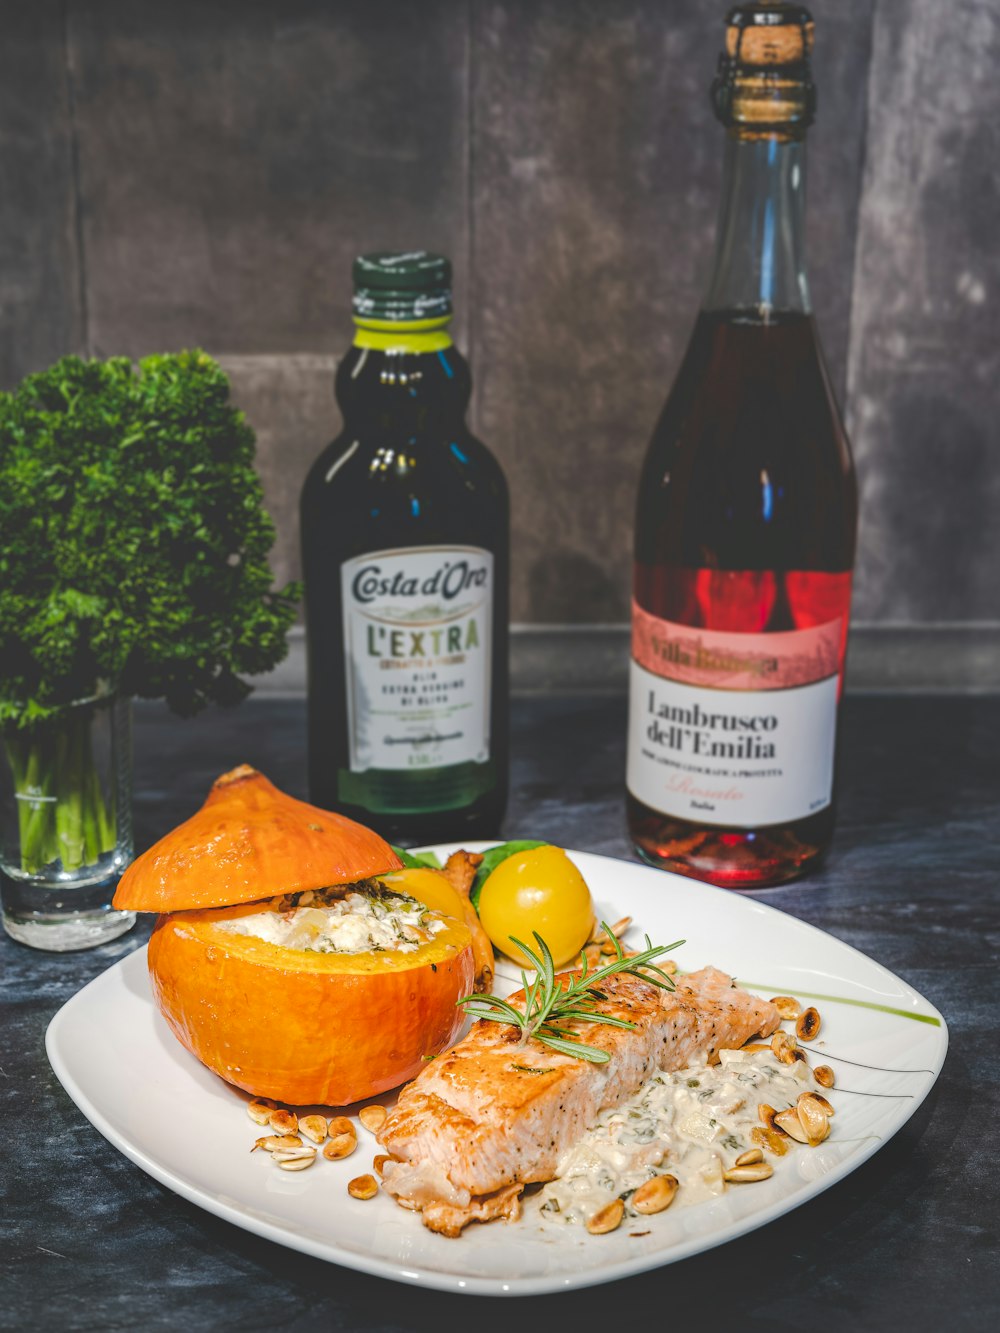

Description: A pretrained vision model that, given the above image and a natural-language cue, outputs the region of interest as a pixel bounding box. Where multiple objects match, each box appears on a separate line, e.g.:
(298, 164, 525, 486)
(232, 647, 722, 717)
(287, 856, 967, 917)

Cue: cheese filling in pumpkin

(215, 883, 448, 955)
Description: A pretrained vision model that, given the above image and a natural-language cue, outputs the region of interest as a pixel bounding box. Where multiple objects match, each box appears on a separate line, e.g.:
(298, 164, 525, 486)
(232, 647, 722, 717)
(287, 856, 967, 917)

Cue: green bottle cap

(352, 251, 453, 322)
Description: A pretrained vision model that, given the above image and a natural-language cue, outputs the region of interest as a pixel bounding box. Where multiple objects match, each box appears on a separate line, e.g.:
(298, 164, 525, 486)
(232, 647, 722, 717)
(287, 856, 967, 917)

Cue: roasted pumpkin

(113, 765, 479, 1105)
(147, 894, 475, 1105)
(112, 764, 403, 913)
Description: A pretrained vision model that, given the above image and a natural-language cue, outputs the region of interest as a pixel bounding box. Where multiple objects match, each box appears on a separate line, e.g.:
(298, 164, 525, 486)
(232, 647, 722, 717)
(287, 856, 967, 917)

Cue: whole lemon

(477, 845, 594, 967)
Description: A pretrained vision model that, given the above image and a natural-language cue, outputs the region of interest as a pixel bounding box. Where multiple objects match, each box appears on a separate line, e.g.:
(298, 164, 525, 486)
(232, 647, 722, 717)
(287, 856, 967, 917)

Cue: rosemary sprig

(455, 923, 685, 1064)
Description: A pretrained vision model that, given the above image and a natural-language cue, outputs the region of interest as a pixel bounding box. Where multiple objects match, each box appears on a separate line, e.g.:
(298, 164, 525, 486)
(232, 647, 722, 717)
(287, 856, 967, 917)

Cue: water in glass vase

(626, 3, 857, 888)
(301, 252, 509, 845)
(0, 692, 135, 949)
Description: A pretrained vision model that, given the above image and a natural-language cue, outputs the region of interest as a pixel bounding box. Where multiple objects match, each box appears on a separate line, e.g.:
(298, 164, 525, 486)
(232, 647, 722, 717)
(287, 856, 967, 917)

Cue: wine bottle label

(627, 601, 844, 828)
(340, 546, 493, 776)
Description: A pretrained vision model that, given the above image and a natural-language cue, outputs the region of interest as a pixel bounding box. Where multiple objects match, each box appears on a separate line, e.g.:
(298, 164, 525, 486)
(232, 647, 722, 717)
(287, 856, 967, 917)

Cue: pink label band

(632, 600, 843, 692)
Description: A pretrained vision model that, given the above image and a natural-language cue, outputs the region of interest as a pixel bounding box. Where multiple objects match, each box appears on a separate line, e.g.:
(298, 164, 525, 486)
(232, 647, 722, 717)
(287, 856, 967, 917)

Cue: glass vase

(0, 692, 135, 950)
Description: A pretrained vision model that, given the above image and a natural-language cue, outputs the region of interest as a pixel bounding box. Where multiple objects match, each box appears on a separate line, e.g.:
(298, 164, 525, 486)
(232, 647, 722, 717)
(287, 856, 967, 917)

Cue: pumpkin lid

(112, 765, 403, 913)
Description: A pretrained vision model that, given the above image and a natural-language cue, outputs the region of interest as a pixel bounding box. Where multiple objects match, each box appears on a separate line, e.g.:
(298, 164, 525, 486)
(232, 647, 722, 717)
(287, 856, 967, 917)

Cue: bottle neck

(703, 132, 810, 318)
(352, 315, 454, 353)
(336, 318, 470, 428)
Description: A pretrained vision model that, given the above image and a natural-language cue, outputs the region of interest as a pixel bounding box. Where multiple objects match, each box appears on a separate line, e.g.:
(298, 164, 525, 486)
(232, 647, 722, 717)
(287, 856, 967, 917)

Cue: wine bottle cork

(712, 2, 816, 136)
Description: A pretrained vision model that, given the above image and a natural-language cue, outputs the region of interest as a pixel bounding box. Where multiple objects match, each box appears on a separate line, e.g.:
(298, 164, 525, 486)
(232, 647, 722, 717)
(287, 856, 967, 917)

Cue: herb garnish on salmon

(456, 925, 685, 1063)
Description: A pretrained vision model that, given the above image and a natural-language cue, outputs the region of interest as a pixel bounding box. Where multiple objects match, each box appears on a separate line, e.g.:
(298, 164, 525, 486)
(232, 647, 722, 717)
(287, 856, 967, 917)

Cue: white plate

(47, 845, 947, 1297)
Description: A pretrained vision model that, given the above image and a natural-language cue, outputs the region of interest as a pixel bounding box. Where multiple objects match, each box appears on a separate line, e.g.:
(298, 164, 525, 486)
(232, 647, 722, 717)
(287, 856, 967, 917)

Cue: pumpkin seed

(276, 1151, 316, 1172)
(734, 1148, 764, 1167)
(327, 1115, 355, 1139)
(323, 1133, 357, 1161)
(796, 1094, 831, 1145)
(348, 1173, 379, 1200)
(254, 1134, 302, 1153)
(247, 1099, 277, 1125)
(268, 1108, 298, 1135)
(372, 1154, 395, 1178)
(769, 996, 802, 1021)
(724, 1161, 774, 1183)
(271, 1145, 316, 1163)
(773, 1107, 809, 1143)
(807, 1090, 835, 1117)
(770, 1031, 798, 1065)
(631, 1174, 678, 1215)
(586, 1199, 625, 1234)
(814, 1064, 835, 1088)
(359, 1105, 387, 1134)
(796, 1007, 821, 1042)
(299, 1114, 328, 1144)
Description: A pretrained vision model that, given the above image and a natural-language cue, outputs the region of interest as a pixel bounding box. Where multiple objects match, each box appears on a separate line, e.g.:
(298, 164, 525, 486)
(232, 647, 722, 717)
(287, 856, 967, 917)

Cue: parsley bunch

(0, 351, 299, 871)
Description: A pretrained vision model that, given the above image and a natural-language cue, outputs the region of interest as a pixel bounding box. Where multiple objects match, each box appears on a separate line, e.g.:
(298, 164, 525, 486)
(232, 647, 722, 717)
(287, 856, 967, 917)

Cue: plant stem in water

(4, 708, 117, 875)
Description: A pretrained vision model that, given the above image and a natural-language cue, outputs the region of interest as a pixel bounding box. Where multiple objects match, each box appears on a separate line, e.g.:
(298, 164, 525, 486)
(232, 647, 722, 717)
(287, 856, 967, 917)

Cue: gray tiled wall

(847, 0, 1000, 623)
(1, 0, 997, 642)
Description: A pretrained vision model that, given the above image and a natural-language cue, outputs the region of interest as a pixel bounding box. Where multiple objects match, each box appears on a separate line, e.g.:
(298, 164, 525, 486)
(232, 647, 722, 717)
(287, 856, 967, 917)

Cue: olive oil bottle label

(341, 546, 493, 777)
(627, 602, 844, 828)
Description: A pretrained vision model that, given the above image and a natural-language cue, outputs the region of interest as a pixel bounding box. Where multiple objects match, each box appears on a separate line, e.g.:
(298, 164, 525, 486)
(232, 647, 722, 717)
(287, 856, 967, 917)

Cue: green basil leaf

(390, 845, 443, 870)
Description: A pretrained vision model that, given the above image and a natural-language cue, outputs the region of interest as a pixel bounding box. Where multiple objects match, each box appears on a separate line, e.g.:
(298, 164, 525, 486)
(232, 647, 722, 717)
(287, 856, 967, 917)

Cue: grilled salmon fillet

(379, 965, 779, 1236)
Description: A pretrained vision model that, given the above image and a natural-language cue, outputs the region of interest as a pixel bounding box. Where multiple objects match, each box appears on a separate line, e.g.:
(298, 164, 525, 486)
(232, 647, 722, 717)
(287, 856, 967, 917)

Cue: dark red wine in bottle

(301, 253, 509, 844)
(626, 3, 857, 888)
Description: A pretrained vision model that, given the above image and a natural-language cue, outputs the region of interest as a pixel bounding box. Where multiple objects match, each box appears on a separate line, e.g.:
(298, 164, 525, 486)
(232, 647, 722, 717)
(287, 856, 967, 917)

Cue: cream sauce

(536, 1046, 817, 1226)
(217, 888, 446, 955)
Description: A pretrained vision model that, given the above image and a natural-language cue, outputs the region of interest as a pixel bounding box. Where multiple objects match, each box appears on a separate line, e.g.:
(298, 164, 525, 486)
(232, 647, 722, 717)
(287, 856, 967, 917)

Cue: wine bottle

(626, 2, 857, 888)
(301, 252, 509, 844)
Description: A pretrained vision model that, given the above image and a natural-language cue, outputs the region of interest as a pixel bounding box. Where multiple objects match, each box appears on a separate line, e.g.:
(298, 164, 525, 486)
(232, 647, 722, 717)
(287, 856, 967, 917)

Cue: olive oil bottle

(301, 253, 509, 844)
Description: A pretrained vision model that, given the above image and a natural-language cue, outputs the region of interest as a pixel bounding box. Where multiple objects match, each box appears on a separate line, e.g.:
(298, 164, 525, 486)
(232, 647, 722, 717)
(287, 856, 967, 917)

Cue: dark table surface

(3, 695, 998, 1332)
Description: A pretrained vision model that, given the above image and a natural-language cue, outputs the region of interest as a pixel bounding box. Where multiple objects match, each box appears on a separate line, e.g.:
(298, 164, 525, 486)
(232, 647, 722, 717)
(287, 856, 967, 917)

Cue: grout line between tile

(61, 0, 90, 358)
(844, 0, 879, 428)
(465, 0, 478, 411)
